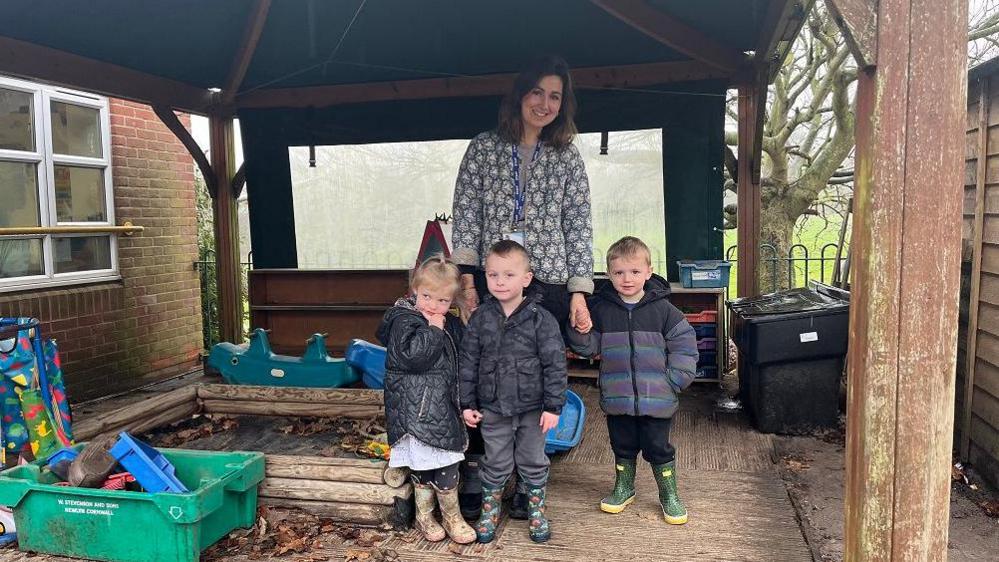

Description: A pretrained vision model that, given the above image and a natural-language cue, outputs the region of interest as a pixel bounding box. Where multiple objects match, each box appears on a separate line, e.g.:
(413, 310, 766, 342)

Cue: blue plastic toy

(109, 432, 188, 494)
(206, 329, 360, 388)
(545, 390, 586, 455)
(344, 339, 387, 389)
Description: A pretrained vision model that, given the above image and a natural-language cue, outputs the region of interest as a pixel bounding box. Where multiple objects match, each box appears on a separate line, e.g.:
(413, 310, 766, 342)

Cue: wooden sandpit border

(73, 384, 411, 527)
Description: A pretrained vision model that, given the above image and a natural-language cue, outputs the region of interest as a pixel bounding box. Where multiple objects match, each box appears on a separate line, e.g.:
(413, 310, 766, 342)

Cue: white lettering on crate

(56, 498, 119, 516)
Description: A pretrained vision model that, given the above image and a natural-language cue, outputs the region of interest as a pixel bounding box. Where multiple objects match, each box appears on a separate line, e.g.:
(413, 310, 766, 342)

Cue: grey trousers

(479, 408, 550, 488)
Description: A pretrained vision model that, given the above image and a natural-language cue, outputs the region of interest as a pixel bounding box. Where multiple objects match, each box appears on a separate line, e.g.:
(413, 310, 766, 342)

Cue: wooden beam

(736, 82, 761, 298)
(844, 0, 967, 559)
(209, 114, 244, 345)
(755, 0, 812, 82)
(153, 105, 217, 197)
(197, 384, 385, 406)
(235, 60, 732, 109)
(590, 0, 748, 73)
(232, 162, 246, 198)
(826, 0, 878, 69)
(0, 35, 213, 114)
(222, 0, 271, 105)
(963, 76, 991, 461)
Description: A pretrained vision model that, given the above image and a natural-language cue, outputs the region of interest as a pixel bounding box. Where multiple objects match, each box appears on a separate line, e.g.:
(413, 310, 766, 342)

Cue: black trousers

(411, 462, 461, 490)
(606, 415, 675, 465)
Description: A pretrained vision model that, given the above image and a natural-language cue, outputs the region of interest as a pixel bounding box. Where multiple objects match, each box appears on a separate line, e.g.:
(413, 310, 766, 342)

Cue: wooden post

(209, 114, 243, 344)
(844, 0, 967, 559)
(962, 77, 991, 460)
(736, 81, 761, 298)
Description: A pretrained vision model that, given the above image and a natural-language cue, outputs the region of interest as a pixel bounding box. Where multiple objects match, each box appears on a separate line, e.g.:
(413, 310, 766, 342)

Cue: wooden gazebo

(0, 1, 968, 558)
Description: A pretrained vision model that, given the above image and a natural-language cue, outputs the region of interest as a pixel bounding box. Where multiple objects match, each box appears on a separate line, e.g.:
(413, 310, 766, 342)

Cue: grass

(722, 212, 849, 297)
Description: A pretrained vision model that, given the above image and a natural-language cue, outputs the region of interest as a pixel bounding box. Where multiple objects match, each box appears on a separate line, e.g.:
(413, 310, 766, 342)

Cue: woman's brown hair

(497, 55, 578, 150)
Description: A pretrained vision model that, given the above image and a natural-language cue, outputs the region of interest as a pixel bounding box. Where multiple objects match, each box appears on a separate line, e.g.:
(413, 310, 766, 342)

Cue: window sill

(0, 273, 123, 295)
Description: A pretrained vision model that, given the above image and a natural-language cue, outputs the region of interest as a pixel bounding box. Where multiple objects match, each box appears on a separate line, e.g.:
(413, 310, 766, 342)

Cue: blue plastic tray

(344, 339, 386, 390)
(545, 390, 585, 455)
(692, 323, 717, 338)
(109, 432, 188, 493)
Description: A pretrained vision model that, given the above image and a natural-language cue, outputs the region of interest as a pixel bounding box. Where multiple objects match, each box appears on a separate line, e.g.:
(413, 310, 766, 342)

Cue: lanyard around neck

(510, 142, 542, 223)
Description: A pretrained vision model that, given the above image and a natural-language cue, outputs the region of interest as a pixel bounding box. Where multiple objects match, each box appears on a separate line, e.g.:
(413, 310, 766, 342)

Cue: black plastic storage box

(728, 284, 849, 434)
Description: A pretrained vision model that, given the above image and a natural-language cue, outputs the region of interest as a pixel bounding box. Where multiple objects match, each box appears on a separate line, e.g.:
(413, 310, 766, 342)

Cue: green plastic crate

(0, 447, 264, 562)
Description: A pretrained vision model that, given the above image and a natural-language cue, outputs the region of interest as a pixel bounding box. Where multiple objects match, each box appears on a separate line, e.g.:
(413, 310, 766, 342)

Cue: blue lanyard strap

(510, 142, 542, 223)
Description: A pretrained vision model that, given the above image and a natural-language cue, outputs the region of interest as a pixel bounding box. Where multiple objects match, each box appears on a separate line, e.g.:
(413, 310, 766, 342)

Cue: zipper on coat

(628, 309, 639, 416)
(417, 387, 429, 419)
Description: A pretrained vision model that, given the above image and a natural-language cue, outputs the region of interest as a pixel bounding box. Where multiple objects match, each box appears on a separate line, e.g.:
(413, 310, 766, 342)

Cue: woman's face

(520, 75, 563, 134)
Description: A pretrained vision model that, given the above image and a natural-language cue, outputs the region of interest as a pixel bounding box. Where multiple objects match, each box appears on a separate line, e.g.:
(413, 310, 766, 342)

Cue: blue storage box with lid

(677, 260, 732, 288)
(545, 390, 585, 455)
(344, 339, 387, 389)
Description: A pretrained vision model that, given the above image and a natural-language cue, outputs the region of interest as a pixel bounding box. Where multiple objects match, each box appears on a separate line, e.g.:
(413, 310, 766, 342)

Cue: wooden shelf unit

(667, 283, 726, 383)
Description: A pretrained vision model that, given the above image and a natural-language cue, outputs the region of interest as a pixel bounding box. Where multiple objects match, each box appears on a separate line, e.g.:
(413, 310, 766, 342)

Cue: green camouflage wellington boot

(526, 485, 551, 543)
(475, 483, 505, 543)
(651, 461, 688, 525)
(600, 458, 637, 513)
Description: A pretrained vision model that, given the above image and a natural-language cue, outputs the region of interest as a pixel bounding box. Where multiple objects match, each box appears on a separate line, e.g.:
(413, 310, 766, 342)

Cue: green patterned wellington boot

(526, 485, 551, 543)
(599, 458, 637, 513)
(651, 461, 688, 525)
(475, 483, 505, 543)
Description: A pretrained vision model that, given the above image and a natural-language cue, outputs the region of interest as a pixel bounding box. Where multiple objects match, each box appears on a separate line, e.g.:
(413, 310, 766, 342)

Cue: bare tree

(725, 0, 999, 291)
(725, 3, 856, 291)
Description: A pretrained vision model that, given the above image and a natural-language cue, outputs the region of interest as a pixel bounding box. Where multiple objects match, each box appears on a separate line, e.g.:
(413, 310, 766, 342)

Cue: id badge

(505, 231, 525, 246)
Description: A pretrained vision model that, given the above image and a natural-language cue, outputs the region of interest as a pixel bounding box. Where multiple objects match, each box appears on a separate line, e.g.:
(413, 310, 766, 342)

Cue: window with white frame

(0, 76, 116, 291)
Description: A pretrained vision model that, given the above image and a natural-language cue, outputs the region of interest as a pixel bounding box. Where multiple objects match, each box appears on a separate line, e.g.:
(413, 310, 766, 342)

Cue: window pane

(54, 165, 106, 222)
(0, 88, 34, 151)
(53, 236, 111, 273)
(0, 238, 43, 278)
(0, 161, 40, 227)
(51, 101, 101, 158)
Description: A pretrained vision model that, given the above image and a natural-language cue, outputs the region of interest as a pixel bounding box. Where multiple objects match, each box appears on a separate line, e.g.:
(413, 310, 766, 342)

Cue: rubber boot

(509, 477, 528, 520)
(651, 461, 688, 525)
(475, 483, 505, 544)
(413, 483, 446, 542)
(434, 486, 477, 544)
(526, 485, 551, 543)
(599, 458, 637, 513)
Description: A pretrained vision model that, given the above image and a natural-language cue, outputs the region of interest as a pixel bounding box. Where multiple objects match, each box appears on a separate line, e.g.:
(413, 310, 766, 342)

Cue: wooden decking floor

(0, 377, 813, 562)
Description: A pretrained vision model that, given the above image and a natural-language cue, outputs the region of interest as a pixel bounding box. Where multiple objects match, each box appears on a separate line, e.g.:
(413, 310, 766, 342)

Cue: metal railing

(724, 243, 846, 294)
(194, 249, 252, 350)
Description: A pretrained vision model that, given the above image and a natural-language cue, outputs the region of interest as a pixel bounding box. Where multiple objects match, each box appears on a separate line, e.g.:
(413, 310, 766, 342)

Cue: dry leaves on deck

(203, 506, 395, 560)
(147, 414, 239, 447)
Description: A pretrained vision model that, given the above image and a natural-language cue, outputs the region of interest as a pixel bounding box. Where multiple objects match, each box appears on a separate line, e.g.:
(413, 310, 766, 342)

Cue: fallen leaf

(344, 549, 372, 561)
(980, 500, 999, 518)
(447, 542, 465, 554)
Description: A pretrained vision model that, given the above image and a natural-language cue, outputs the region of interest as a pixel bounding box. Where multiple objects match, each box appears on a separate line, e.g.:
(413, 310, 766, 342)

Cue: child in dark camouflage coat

(459, 240, 568, 544)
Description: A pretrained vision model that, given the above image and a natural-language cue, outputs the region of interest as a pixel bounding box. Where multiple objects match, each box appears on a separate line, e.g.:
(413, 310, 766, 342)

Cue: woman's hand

(539, 412, 560, 433)
(570, 292, 592, 334)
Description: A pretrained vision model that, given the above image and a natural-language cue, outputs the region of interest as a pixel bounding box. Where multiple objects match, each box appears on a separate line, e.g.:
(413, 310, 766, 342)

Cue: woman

(451, 54, 594, 333)
(450, 55, 595, 520)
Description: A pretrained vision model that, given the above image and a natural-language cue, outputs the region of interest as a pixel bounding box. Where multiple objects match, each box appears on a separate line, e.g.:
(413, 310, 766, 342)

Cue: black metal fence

(724, 243, 847, 294)
(195, 249, 252, 350)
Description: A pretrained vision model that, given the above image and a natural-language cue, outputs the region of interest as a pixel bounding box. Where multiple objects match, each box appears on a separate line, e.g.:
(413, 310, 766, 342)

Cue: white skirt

(388, 434, 465, 471)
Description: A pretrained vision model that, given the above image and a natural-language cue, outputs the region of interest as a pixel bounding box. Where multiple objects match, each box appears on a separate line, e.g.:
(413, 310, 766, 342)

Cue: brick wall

(0, 99, 203, 402)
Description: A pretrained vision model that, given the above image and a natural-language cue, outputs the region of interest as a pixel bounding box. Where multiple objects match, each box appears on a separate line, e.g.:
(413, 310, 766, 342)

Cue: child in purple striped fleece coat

(567, 236, 698, 525)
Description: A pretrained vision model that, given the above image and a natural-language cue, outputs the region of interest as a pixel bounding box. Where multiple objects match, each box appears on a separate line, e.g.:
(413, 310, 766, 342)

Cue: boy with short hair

(459, 240, 568, 544)
(568, 236, 698, 524)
